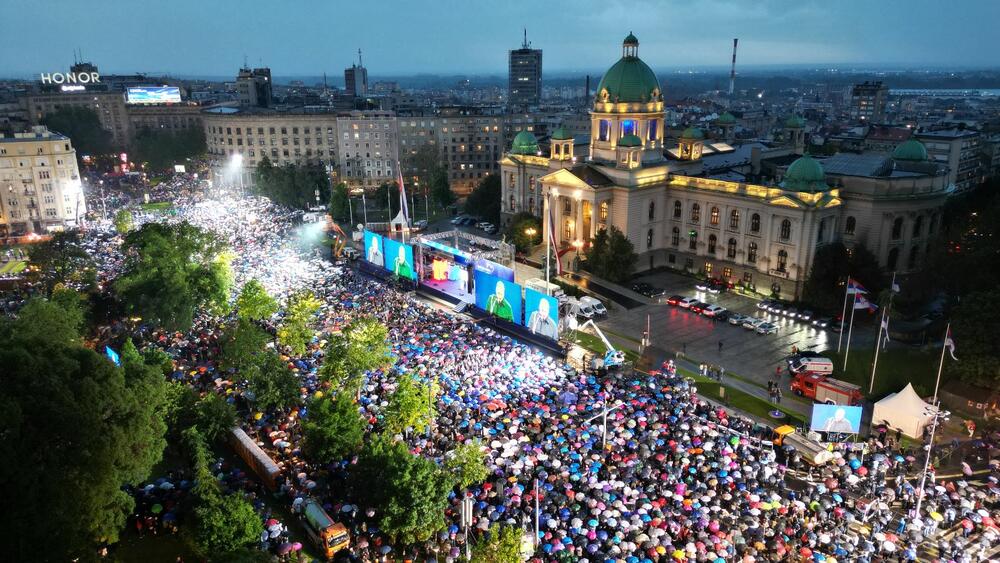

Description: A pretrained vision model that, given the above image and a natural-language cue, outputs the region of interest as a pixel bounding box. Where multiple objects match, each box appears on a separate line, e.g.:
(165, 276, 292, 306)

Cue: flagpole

(837, 276, 851, 353)
(869, 306, 887, 393)
(933, 322, 950, 403)
(544, 191, 551, 295)
(843, 290, 858, 371)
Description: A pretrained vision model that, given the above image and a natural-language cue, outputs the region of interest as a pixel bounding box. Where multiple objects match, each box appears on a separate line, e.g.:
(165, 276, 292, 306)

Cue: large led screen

(474, 270, 522, 325)
(810, 404, 862, 434)
(524, 288, 559, 340)
(364, 231, 384, 268)
(383, 238, 415, 280)
(126, 86, 182, 104)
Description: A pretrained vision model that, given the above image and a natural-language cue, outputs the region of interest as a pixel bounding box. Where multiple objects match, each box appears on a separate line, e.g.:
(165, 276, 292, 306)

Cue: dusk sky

(5, 0, 999, 77)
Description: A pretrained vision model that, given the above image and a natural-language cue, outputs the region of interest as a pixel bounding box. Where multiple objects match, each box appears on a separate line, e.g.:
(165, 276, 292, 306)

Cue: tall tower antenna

(729, 38, 739, 97)
(243, 54, 248, 69)
(523, 28, 529, 49)
(358, 48, 363, 67)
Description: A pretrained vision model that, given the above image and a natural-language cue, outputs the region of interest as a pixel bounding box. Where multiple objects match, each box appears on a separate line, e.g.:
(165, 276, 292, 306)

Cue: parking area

(600, 269, 875, 387)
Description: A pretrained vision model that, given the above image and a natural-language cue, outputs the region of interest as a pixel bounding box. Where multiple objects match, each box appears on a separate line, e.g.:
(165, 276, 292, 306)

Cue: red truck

(790, 372, 862, 406)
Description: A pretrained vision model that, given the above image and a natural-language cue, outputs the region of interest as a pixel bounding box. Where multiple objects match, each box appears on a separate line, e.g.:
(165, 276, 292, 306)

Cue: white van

(579, 296, 607, 317)
(525, 278, 565, 299)
(788, 356, 834, 375)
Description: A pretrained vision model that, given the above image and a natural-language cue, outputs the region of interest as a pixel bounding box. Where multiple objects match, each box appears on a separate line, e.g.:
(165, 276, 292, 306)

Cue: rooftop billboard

(126, 86, 182, 104)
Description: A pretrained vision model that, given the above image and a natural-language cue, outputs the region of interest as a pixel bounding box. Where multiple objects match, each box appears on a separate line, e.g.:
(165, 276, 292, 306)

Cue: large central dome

(595, 33, 662, 104)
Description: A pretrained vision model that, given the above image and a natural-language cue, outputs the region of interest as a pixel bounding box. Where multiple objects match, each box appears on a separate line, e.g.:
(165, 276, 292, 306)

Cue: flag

(847, 278, 867, 294)
(547, 198, 562, 275)
(396, 162, 409, 225)
(880, 315, 890, 347)
(854, 295, 878, 312)
(891, 281, 901, 293)
(944, 329, 958, 361)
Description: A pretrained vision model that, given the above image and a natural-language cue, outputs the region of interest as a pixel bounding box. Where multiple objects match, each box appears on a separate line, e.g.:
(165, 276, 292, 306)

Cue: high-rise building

(236, 67, 273, 108)
(345, 49, 368, 98)
(916, 128, 982, 193)
(0, 126, 86, 235)
(850, 81, 888, 122)
(508, 30, 542, 109)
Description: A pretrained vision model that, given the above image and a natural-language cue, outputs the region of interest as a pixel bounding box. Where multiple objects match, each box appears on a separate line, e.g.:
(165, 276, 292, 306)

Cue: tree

(406, 143, 443, 187)
(445, 440, 489, 488)
(464, 174, 501, 224)
(143, 346, 175, 378)
(506, 212, 542, 254)
(245, 350, 300, 413)
(582, 227, 637, 284)
(303, 393, 366, 462)
(430, 166, 455, 208)
(115, 221, 233, 331)
(41, 106, 113, 156)
(329, 182, 351, 222)
(353, 436, 452, 545)
(470, 524, 525, 563)
(0, 305, 167, 560)
(235, 279, 278, 322)
(222, 318, 270, 372)
(8, 294, 85, 346)
(948, 289, 1000, 385)
(114, 208, 134, 234)
(382, 373, 436, 435)
(253, 159, 331, 209)
(379, 182, 402, 219)
(319, 316, 392, 394)
(27, 230, 97, 293)
(802, 242, 884, 313)
(278, 290, 322, 356)
(196, 394, 238, 443)
(131, 127, 207, 171)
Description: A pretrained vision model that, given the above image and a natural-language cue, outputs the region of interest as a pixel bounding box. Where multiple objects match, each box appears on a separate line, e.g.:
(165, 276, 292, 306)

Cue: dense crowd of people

(15, 174, 1000, 561)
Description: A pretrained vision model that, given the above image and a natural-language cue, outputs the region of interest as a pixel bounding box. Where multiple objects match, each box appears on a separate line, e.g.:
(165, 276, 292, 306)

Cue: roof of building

(699, 141, 769, 171)
(681, 127, 704, 140)
(618, 134, 643, 147)
(511, 130, 540, 155)
(866, 125, 913, 143)
(821, 153, 896, 178)
(551, 126, 572, 140)
(596, 35, 661, 104)
(715, 112, 737, 125)
(891, 139, 928, 162)
(624, 32, 639, 45)
(784, 115, 806, 129)
(916, 128, 979, 139)
(567, 164, 614, 188)
(780, 155, 828, 192)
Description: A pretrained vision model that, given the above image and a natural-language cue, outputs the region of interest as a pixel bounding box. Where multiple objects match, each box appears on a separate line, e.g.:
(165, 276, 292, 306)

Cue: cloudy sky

(4, 0, 998, 77)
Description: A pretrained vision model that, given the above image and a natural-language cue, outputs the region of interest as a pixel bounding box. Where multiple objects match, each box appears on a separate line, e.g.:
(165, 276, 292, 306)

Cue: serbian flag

(854, 294, 878, 312)
(396, 162, 409, 225)
(548, 199, 562, 275)
(944, 328, 958, 361)
(847, 278, 868, 294)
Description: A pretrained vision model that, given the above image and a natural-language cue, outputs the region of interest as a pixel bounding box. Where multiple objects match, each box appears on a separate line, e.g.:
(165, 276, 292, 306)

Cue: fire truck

(790, 373, 862, 406)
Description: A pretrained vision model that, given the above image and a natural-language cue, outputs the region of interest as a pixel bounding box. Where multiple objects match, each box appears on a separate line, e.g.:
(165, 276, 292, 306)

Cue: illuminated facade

(0, 126, 85, 235)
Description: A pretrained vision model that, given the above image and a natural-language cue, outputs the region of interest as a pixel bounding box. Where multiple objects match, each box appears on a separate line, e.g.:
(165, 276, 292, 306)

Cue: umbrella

(150, 504, 163, 514)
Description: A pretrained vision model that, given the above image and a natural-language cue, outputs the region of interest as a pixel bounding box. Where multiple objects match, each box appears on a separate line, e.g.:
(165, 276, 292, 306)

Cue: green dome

(784, 115, 806, 129)
(781, 155, 828, 192)
(892, 139, 927, 162)
(551, 126, 572, 140)
(681, 127, 704, 140)
(716, 112, 737, 125)
(511, 130, 539, 155)
(618, 134, 643, 147)
(595, 34, 661, 104)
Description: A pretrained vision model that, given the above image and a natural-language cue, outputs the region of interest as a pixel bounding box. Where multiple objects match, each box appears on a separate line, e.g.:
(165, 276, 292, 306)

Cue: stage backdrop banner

(383, 238, 416, 280)
(810, 404, 863, 434)
(474, 270, 522, 325)
(364, 231, 384, 268)
(473, 257, 515, 282)
(524, 288, 559, 340)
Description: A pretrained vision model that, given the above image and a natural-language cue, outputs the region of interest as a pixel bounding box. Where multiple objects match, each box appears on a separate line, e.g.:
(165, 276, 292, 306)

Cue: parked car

(757, 299, 774, 310)
(703, 304, 727, 318)
(413, 219, 428, 230)
(690, 301, 709, 314)
(450, 215, 466, 225)
(694, 280, 711, 292)
(812, 317, 831, 329)
(677, 297, 698, 309)
(631, 282, 667, 299)
(800, 310, 814, 321)
(728, 312, 748, 325)
(483, 224, 498, 234)
(767, 303, 786, 315)
(666, 295, 684, 306)
(714, 310, 731, 322)
(579, 296, 607, 317)
(742, 317, 766, 330)
(342, 247, 361, 260)
(756, 322, 779, 335)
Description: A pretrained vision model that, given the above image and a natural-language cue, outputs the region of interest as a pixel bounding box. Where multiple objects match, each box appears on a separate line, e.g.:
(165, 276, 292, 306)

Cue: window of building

(723, 267, 732, 279)
(891, 217, 903, 240)
(689, 231, 698, 251)
(750, 213, 760, 233)
(621, 119, 637, 137)
(777, 249, 788, 272)
(929, 214, 937, 235)
(509, 194, 515, 211)
(599, 120, 610, 142)
(747, 242, 758, 263)
(671, 227, 679, 246)
(563, 199, 572, 214)
(704, 262, 713, 275)
(729, 209, 740, 230)
(743, 271, 753, 283)
(691, 203, 700, 222)
(887, 247, 899, 270)
(647, 229, 653, 249)
(710, 206, 720, 225)
(913, 216, 923, 238)
(647, 119, 658, 141)
(780, 219, 791, 240)
(845, 216, 856, 235)
(673, 200, 682, 218)
(727, 238, 737, 259)
(648, 201, 655, 221)
(599, 201, 608, 221)
(708, 234, 717, 254)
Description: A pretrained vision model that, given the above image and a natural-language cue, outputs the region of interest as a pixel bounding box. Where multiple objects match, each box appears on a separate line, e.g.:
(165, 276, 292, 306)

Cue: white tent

(872, 383, 937, 438)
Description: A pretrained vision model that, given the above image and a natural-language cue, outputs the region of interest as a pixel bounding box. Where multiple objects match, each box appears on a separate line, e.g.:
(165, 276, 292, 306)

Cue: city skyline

(5, 0, 1000, 78)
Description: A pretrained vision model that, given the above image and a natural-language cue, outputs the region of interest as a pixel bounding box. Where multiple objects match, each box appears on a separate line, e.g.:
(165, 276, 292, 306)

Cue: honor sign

(40, 72, 101, 85)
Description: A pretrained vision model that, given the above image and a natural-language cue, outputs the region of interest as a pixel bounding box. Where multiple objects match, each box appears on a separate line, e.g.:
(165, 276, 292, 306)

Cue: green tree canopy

(196, 393, 238, 444)
(114, 208, 134, 234)
(235, 279, 278, 322)
(303, 393, 367, 462)
(222, 317, 271, 372)
(583, 226, 637, 284)
(5, 292, 86, 346)
(801, 242, 885, 313)
(506, 212, 542, 254)
(253, 157, 331, 209)
(464, 174, 501, 225)
(115, 221, 233, 331)
(319, 316, 392, 394)
(430, 166, 455, 208)
(278, 290, 322, 356)
(27, 230, 97, 293)
(445, 440, 489, 489)
(41, 106, 114, 156)
(382, 373, 436, 435)
(0, 306, 167, 560)
(245, 350, 300, 413)
(471, 524, 525, 563)
(329, 182, 351, 222)
(948, 289, 1000, 385)
(131, 127, 207, 171)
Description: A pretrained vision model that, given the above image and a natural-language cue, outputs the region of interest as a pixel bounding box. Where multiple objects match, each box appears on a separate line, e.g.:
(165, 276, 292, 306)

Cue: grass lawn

(140, 201, 174, 212)
(821, 347, 939, 400)
(571, 330, 641, 364)
(678, 367, 807, 425)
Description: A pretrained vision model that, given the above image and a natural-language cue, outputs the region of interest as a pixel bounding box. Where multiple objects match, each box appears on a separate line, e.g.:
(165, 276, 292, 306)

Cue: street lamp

(230, 153, 244, 194)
